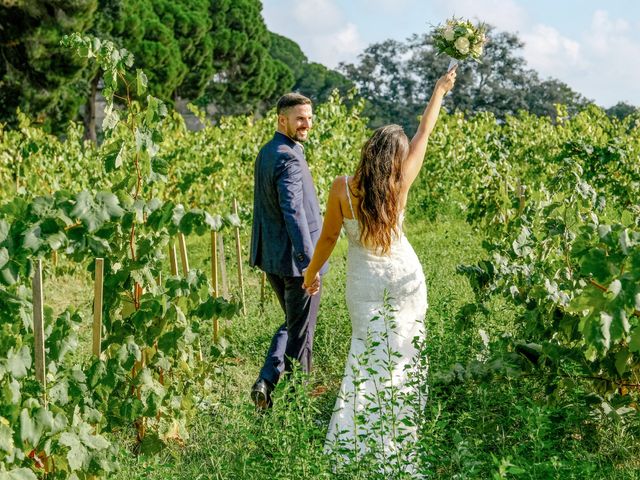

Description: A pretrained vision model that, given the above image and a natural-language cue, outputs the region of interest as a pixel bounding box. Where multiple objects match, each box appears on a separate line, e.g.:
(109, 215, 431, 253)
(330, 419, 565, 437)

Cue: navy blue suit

(250, 131, 326, 385)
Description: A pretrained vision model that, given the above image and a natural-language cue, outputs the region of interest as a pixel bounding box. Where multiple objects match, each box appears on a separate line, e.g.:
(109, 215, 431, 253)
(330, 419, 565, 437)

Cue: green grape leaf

(629, 327, 640, 353)
(615, 349, 630, 376)
(0, 422, 15, 455)
(139, 431, 164, 455)
(120, 398, 144, 421)
(0, 247, 9, 270)
(103, 141, 125, 172)
(59, 431, 89, 471)
(22, 225, 42, 251)
(0, 468, 38, 480)
(579, 248, 613, 283)
(102, 103, 120, 131)
(7, 347, 31, 379)
(96, 192, 124, 218)
(136, 69, 148, 96)
(0, 220, 8, 243)
(157, 328, 184, 354)
(204, 213, 222, 231)
(46, 231, 67, 250)
(225, 213, 241, 228)
(19, 408, 43, 446)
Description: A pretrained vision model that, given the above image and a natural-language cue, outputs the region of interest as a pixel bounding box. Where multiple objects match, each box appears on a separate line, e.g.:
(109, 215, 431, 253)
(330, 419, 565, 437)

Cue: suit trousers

(259, 273, 322, 385)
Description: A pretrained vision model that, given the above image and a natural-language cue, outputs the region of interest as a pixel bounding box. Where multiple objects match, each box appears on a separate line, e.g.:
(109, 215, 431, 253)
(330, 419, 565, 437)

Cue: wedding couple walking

(249, 67, 457, 468)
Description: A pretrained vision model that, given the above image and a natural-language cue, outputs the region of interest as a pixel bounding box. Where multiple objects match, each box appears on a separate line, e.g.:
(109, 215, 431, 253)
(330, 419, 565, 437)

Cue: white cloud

(574, 10, 640, 105)
(309, 22, 366, 67)
(521, 25, 585, 74)
(585, 10, 632, 57)
(364, 0, 412, 11)
(263, 0, 365, 68)
(519, 10, 640, 106)
(431, 0, 528, 32)
(291, 0, 344, 34)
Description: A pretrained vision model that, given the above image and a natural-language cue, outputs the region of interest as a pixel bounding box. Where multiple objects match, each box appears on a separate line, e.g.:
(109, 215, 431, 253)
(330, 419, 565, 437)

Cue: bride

(302, 67, 457, 473)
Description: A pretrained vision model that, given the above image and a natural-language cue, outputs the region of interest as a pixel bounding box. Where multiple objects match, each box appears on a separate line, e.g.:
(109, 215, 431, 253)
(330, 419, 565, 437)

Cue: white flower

(443, 27, 455, 42)
(471, 42, 483, 57)
(454, 36, 470, 55)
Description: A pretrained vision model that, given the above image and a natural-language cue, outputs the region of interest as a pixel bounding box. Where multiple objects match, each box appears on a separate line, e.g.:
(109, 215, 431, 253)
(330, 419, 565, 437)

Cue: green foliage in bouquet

(432, 17, 487, 61)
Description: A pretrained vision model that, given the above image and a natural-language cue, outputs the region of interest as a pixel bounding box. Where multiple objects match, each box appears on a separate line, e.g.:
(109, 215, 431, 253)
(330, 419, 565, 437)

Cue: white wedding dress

(324, 176, 428, 475)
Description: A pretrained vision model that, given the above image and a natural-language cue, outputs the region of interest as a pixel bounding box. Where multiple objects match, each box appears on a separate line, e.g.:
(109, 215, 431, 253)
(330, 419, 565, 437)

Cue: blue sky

(262, 0, 640, 107)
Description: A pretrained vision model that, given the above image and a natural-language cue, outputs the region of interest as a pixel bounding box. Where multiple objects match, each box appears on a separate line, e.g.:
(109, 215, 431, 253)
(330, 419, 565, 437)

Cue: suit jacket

(250, 131, 328, 277)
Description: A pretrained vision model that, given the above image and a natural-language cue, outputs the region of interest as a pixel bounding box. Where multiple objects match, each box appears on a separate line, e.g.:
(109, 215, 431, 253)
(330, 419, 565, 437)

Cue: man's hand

(302, 268, 320, 296)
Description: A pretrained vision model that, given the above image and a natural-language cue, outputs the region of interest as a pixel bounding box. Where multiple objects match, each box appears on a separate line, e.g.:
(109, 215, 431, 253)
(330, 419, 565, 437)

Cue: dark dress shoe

(251, 378, 273, 409)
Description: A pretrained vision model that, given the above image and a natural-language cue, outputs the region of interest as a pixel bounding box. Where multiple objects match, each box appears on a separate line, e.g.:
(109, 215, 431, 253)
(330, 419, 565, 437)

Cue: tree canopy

(201, 0, 293, 115)
(340, 27, 592, 131)
(269, 32, 353, 104)
(0, 0, 97, 130)
(605, 101, 638, 120)
(0, 6, 634, 134)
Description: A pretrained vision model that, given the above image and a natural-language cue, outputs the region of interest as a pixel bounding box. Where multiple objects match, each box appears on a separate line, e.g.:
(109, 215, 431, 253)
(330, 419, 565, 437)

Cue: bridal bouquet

(432, 17, 487, 69)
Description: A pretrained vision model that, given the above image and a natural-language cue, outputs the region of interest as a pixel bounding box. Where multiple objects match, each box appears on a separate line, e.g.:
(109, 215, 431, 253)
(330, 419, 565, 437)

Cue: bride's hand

(435, 65, 457, 95)
(302, 269, 320, 296)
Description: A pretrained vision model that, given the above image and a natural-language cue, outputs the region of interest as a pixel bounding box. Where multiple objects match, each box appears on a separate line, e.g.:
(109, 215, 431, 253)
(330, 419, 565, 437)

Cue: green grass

(50, 214, 640, 479)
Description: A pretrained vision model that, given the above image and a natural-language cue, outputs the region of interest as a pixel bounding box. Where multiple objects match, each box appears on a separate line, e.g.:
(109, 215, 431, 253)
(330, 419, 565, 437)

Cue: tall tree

(202, 0, 293, 115)
(453, 30, 532, 116)
(268, 32, 307, 80)
(296, 62, 354, 104)
(83, 0, 183, 141)
(605, 101, 638, 120)
(113, 1, 186, 100)
(340, 39, 418, 129)
(84, 0, 195, 141)
(82, 0, 124, 142)
(269, 32, 353, 104)
(341, 27, 592, 131)
(0, 0, 97, 131)
(525, 76, 590, 119)
(154, 0, 214, 100)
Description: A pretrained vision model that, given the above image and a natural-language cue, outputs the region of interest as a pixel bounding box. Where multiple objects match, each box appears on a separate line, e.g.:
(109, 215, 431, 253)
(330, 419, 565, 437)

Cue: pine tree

(0, 0, 97, 130)
(203, 0, 293, 115)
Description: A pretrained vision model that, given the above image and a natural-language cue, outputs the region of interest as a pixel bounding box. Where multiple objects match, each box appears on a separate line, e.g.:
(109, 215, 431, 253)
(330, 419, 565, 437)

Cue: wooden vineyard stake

(134, 283, 142, 309)
(218, 233, 229, 298)
(211, 231, 219, 343)
(178, 232, 190, 275)
(172, 235, 204, 357)
(211, 231, 219, 296)
(177, 233, 203, 358)
(233, 199, 246, 315)
(32, 258, 47, 405)
(93, 258, 104, 358)
(52, 250, 58, 267)
(169, 242, 178, 276)
(133, 350, 146, 442)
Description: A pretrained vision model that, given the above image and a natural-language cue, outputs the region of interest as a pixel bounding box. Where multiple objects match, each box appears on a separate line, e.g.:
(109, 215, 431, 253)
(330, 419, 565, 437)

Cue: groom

(249, 92, 327, 409)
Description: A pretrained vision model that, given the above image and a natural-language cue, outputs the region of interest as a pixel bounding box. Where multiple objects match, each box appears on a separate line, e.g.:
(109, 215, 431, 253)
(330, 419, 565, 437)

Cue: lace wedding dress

(324, 176, 428, 475)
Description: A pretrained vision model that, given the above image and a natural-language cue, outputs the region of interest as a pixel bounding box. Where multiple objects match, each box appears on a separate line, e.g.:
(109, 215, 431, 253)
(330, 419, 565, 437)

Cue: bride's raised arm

(402, 67, 457, 191)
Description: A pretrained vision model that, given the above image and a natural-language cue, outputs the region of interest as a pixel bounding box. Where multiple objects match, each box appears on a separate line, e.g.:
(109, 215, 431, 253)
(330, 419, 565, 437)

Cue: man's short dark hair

(276, 93, 312, 114)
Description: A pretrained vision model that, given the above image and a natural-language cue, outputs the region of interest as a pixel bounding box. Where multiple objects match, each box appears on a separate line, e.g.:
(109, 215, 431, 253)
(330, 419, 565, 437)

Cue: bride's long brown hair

(352, 124, 409, 254)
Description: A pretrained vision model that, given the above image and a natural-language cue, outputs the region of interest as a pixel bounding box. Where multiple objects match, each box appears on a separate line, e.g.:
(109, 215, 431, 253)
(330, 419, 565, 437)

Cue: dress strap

(344, 175, 356, 219)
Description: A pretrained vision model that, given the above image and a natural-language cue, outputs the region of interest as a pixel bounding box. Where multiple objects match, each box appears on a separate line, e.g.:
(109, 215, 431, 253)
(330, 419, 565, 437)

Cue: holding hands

(302, 268, 320, 295)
